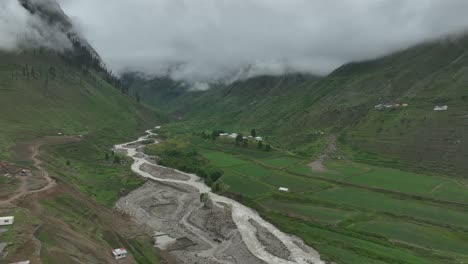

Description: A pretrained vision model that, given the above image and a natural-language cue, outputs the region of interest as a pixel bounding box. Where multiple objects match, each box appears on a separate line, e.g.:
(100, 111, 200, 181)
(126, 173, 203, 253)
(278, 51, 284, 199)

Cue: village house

(0, 216, 14, 226)
(112, 248, 128, 260)
(255, 137, 263, 141)
(228, 133, 238, 139)
(434, 105, 448, 111)
(278, 187, 289, 192)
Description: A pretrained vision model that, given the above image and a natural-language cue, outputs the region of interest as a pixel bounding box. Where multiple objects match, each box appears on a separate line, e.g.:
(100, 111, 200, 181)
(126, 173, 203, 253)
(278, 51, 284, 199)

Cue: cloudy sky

(4, 0, 468, 82)
(0, 0, 72, 51)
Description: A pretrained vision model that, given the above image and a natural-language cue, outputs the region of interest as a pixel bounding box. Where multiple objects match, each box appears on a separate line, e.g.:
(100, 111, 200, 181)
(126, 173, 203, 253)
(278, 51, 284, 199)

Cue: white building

(255, 137, 263, 141)
(434, 105, 448, 111)
(228, 133, 238, 139)
(0, 216, 14, 226)
(219, 133, 229, 137)
(112, 248, 128, 260)
(278, 187, 289, 192)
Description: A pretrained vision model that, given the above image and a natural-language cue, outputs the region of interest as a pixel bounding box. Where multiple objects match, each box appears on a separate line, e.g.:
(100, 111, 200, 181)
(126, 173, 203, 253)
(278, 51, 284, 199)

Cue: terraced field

(176, 134, 468, 264)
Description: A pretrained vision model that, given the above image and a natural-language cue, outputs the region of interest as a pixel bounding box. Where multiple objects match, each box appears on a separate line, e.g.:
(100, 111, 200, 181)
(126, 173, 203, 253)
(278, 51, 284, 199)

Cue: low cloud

(0, 0, 71, 52)
(31, 0, 468, 82)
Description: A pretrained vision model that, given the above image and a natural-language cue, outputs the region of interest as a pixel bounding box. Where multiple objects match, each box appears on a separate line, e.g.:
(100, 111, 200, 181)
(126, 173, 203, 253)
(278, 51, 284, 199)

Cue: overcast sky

(5, 0, 468, 82)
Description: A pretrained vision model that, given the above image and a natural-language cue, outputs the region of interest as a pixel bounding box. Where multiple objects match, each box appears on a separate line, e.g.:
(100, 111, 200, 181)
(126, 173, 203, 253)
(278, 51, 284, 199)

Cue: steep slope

(128, 35, 468, 177)
(0, 1, 166, 263)
(0, 50, 163, 159)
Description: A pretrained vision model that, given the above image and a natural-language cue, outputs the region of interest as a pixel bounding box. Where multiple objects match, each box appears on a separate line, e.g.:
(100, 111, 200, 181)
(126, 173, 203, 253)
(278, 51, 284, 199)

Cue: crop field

(183, 135, 468, 263)
(350, 219, 468, 256)
(259, 156, 304, 168)
(258, 198, 355, 224)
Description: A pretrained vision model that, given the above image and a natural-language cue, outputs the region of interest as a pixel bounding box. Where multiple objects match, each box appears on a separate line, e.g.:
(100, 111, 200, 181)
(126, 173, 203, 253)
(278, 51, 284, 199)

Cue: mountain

(0, 1, 165, 159)
(127, 35, 468, 178)
(0, 1, 164, 263)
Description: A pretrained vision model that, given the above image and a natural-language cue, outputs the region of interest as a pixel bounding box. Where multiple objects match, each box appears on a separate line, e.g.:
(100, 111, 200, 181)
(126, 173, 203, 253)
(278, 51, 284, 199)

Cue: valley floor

(144, 126, 468, 264)
(0, 135, 162, 264)
(114, 129, 324, 264)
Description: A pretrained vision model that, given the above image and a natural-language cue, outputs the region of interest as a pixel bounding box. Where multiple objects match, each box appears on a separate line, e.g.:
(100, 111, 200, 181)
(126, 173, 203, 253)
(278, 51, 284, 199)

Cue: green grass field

(0, 50, 163, 263)
(167, 133, 468, 264)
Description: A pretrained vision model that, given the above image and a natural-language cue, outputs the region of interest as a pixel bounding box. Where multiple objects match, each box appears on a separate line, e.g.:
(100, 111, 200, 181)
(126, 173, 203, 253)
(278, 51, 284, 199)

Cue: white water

(114, 128, 324, 264)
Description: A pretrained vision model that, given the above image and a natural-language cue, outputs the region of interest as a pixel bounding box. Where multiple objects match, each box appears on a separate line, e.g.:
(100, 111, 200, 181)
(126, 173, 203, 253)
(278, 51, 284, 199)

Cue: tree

(257, 140, 263, 149)
(200, 193, 212, 208)
(251, 129, 256, 137)
(66, 160, 71, 166)
(212, 183, 221, 192)
(243, 139, 248, 147)
(235, 134, 243, 145)
(105, 153, 109, 160)
(264, 144, 271, 152)
(135, 93, 140, 103)
(113, 155, 121, 164)
(211, 130, 220, 140)
(210, 170, 223, 182)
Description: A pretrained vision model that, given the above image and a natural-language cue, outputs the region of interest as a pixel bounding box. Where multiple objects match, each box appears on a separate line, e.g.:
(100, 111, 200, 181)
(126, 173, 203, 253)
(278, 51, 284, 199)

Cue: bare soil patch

(308, 135, 337, 173)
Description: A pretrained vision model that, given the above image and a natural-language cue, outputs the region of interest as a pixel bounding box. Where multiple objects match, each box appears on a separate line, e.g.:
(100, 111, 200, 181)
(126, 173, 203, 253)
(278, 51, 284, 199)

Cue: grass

(0, 50, 163, 262)
(311, 187, 468, 229)
(199, 149, 248, 167)
(40, 193, 161, 264)
(40, 132, 146, 207)
(342, 163, 445, 194)
(159, 132, 468, 263)
(258, 197, 356, 224)
(351, 219, 468, 256)
(259, 156, 304, 168)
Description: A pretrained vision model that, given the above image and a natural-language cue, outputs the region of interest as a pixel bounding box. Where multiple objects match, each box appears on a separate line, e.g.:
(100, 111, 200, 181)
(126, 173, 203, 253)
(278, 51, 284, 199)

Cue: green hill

(127, 35, 468, 178)
(0, 50, 163, 160)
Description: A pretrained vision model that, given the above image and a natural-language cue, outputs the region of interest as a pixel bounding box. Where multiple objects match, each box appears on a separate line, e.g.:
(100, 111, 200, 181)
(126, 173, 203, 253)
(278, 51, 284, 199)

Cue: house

(219, 133, 229, 137)
(0, 216, 14, 226)
(278, 187, 289, 192)
(434, 105, 448, 111)
(112, 248, 128, 260)
(402, 103, 409, 107)
(255, 137, 263, 141)
(228, 133, 238, 139)
(374, 104, 384, 110)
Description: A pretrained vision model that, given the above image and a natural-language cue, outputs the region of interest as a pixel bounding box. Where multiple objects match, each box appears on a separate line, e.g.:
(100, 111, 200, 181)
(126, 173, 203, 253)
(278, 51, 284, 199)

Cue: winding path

(115, 128, 324, 264)
(0, 143, 56, 206)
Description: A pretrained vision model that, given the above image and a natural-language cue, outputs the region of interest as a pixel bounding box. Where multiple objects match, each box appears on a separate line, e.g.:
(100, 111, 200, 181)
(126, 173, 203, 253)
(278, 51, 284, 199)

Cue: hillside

(0, 1, 167, 263)
(0, 50, 163, 157)
(127, 35, 468, 178)
(120, 35, 468, 264)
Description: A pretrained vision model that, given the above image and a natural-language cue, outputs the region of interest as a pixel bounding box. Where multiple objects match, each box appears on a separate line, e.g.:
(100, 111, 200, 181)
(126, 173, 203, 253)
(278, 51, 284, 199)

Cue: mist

(10, 0, 468, 83)
(0, 0, 72, 52)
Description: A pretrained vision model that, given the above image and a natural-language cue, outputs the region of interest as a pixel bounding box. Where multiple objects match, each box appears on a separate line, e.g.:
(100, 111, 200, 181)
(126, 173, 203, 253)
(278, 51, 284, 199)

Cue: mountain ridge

(126, 34, 468, 177)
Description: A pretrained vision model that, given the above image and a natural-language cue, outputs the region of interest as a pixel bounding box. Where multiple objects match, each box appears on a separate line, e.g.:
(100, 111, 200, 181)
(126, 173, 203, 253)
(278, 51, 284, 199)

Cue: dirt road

(115, 128, 325, 264)
(0, 138, 69, 207)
